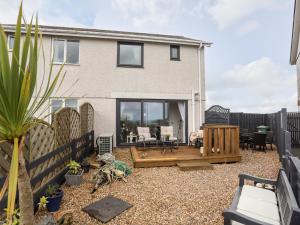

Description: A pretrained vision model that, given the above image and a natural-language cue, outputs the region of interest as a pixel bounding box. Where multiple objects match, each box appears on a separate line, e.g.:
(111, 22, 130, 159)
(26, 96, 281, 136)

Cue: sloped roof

(2, 24, 212, 47)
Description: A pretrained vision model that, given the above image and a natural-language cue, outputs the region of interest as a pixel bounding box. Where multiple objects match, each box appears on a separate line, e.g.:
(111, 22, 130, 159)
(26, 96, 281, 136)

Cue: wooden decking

(131, 146, 242, 168)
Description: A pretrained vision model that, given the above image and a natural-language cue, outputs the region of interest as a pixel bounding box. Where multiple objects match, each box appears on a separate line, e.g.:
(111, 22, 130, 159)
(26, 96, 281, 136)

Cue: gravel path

(50, 149, 280, 225)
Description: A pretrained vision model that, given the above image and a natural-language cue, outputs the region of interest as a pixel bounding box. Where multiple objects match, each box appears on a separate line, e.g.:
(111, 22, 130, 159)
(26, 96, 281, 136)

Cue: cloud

(206, 57, 297, 113)
(236, 20, 260, 36)
(194, 0, 288, 30)
(111, 0, 183, 27)
(0, 0, 89, 27)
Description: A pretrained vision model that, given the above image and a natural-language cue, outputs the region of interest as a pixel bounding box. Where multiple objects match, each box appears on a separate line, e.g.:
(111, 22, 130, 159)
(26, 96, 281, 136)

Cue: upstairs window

(170, 45, 180, 61)
(8, 35, 15, 50)
(53, 39, 79, 64)
(117, 42, 143, 67)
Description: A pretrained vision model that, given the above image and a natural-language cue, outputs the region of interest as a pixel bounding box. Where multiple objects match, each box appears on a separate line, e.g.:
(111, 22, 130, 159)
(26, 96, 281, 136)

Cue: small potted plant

(45, 183, 63, 212)
(81, 158, 91, 173)
(165, 134, 170, 141)
(65, 160, 83, 186)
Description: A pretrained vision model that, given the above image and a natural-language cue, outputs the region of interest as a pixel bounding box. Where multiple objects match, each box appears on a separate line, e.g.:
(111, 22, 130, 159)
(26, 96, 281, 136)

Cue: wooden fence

(0, 131, 94, 211)
(0, 102, 95, 210)
(287, 112, 300, 148)
(203, 125, 240, 159)
(229, 113, 266, 133)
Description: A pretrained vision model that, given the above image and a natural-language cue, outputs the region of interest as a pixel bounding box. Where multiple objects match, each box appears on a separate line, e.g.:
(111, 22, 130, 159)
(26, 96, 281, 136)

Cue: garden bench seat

(223, 170, 300, 225)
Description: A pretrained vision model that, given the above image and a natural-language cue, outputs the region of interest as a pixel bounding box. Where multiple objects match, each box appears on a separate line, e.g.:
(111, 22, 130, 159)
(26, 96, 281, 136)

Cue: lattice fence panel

(205, 105, 230, 125)
(28, 124, 56, 191)
(52, 108, 72, 176)
(80, 103, 94, 135)
(52, 108, 71, 147)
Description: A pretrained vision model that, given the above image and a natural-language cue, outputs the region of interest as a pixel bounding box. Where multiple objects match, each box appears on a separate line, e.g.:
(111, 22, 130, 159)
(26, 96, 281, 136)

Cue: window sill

(117, 64, 144, 68)
(170, 58, 181, 61)
(52, 62, 80, 66)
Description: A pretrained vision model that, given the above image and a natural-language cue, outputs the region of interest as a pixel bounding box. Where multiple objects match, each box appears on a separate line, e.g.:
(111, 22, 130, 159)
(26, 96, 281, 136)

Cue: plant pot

(81, 163, 91, 173)
(46, 189, 64, 212)
(65, 170, 83, 186)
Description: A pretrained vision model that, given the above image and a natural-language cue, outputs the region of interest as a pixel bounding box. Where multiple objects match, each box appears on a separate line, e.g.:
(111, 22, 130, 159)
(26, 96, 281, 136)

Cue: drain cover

(82, 195, 133, 223)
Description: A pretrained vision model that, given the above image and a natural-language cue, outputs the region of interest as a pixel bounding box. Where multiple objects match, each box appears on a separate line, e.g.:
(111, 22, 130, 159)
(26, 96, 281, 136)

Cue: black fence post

(281, 108, 287, 130)
(71, 139, 77, 161)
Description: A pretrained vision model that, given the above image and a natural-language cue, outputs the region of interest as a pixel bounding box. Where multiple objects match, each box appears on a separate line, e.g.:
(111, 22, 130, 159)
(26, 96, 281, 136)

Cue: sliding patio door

(117, 99, 187, 145)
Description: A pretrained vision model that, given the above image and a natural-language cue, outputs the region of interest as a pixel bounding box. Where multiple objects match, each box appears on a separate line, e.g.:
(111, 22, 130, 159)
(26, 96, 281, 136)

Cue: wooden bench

(223, 170, 300, 225)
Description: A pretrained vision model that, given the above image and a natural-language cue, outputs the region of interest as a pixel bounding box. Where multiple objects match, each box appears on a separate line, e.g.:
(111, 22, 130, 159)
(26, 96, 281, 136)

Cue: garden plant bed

(34, 148, 279, 225)
(131, 146, 242, 168)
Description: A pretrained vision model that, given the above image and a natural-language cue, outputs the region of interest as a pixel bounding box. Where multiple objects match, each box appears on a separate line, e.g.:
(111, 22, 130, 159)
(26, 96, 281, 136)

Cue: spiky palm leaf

(0, 3, 64, 224)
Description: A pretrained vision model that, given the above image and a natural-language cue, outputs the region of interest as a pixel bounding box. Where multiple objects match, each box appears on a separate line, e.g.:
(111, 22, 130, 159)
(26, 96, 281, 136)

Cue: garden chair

(250, 132, 267, 152)
(265, 131, 274, 150)
(160, 126, 179, 150)
(137, 127, 157, 148)
(189, 129, 203, 148)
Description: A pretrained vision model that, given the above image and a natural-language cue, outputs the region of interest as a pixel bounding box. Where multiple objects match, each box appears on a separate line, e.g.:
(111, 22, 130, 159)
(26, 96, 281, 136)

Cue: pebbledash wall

(4, 25, 211, 146)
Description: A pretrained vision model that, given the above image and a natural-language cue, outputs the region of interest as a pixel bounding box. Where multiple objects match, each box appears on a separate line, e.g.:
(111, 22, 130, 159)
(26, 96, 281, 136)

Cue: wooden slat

(219, 128, 224, 155)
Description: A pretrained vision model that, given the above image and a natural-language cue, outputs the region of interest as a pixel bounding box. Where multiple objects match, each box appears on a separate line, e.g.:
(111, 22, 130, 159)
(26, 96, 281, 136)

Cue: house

(3, 24, 211, 146)
(290, 0, 300, 108)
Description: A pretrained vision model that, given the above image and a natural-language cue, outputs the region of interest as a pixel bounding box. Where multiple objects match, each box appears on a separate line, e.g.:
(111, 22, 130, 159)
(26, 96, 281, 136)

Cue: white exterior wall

(30, 35, 205, 146)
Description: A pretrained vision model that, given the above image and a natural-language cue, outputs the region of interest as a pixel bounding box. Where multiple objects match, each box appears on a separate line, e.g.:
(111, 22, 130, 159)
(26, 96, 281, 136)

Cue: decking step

(177, 162, 214, 171)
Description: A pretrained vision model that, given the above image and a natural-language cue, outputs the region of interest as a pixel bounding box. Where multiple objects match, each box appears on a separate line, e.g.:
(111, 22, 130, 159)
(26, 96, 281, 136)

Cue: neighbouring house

(3, 24, 211, 146)
(291, 0, 300, 109)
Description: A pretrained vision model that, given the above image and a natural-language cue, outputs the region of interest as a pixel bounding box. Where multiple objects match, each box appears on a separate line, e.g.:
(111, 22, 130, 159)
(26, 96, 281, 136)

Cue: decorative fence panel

(205, 105, 230, 124)
(0, 102, 95, 210)
(80, 102, 94, 135)
(0, 130, 94, 211)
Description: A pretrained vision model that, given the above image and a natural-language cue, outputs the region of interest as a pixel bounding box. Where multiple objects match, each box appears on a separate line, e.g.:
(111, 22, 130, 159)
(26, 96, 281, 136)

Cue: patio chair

(250, 132, 267, 152)
(189, 129, 203, 148)
(266, 131, 274, 150)
(137, 127, 157, 148)
(160, 126, 179, 149)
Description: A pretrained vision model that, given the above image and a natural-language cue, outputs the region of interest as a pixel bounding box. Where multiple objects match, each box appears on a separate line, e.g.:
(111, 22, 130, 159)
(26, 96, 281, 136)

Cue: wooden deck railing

(203, 125, 240, 157)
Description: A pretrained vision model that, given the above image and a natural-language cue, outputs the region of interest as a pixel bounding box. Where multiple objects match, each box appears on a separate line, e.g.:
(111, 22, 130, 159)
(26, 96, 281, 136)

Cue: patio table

(161, 140, 177, 154)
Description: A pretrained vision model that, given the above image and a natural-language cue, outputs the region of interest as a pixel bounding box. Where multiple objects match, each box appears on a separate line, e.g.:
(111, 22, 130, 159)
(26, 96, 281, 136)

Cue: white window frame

(50, 98, 79, 114)
(7, 35, 14, 51)
(51, 38, 80, 65)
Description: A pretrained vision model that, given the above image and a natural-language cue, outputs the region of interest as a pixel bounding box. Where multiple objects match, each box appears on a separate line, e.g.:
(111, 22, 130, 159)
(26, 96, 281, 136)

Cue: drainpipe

(198, 43, 203, 127)
(192, 89, 195, 131)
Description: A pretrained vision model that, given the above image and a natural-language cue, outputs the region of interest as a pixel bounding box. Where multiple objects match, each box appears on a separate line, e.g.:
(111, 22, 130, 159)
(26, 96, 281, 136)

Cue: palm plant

(0, 3, 64, 225)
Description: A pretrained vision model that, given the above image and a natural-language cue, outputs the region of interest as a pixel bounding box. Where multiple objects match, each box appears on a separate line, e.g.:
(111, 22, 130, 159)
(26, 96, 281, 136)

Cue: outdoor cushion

(231, 208, 280, 225)
(169, 137, 177, 141)
(241, 185, 277, 205)
(137, 127, 151, 140)
(236, 193, 280, 224)
(161, 126, 175, 139)
(137, 137, 156, 142)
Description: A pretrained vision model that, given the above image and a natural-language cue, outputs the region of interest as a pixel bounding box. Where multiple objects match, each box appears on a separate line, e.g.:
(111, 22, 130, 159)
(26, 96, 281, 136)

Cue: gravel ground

(36, 148, 280, 225)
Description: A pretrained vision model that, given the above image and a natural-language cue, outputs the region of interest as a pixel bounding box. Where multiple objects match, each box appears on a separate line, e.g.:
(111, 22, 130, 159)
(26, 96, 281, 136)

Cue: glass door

(119, 101, 141, 144)
(117, 99, 183, 145)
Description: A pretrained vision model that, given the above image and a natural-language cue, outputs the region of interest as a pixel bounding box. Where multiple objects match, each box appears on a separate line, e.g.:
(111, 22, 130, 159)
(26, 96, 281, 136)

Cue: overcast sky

(0, 0, 297, 113)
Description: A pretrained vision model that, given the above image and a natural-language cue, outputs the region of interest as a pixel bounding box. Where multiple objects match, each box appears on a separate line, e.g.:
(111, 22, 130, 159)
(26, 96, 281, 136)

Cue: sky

(0, 0, 297, 113)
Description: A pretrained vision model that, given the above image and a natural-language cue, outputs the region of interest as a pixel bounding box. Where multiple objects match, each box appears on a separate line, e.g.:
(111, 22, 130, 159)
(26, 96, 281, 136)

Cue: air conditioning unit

(96, 133, 113, 155)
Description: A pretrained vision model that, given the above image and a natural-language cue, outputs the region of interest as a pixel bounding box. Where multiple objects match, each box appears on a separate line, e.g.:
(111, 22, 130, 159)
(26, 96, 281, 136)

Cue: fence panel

(287, 112, 300, 148)
(0, 130, 94, 211)
(80, 102, 94, 135)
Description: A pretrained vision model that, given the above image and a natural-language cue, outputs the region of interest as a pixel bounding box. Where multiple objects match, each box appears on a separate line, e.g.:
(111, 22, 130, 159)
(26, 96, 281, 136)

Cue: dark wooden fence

(287, 112, 300, 148)
(207, 106, 300, 205)
(0, 130, 94, 211)
(230, 113, 266, 133)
